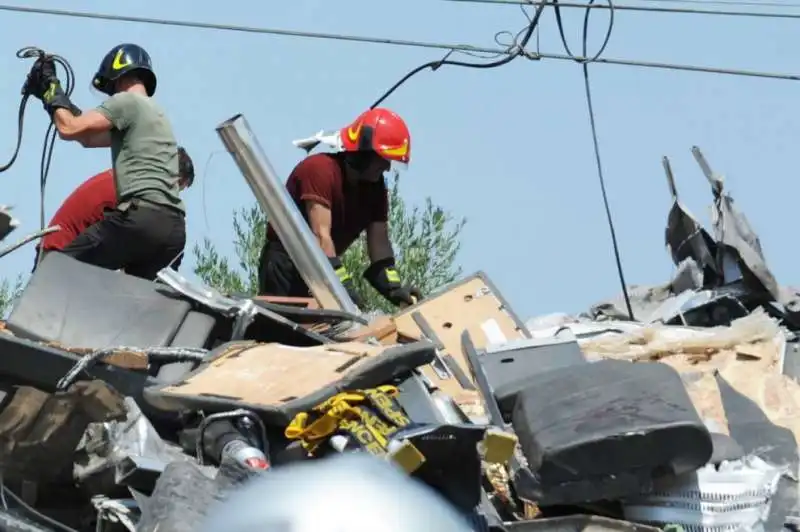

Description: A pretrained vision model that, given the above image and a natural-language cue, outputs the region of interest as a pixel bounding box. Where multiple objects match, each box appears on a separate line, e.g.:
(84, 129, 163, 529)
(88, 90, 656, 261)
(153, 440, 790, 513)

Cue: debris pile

(1, 133, 798, 532)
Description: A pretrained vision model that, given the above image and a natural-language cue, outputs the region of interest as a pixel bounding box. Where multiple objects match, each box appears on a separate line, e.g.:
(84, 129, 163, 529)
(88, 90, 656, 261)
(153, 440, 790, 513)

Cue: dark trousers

(59, 200, 186, 281)
(257, 240, 311, 297)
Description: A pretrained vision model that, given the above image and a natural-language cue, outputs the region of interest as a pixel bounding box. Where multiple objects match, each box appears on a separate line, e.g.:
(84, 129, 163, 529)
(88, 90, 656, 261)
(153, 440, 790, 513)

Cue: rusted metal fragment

(0, 380, 126, 482)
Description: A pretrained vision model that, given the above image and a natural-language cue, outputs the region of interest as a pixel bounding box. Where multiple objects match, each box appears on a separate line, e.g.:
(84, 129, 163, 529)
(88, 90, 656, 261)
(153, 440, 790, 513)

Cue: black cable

(0, 97, 27, 173)
(552, 0, 635, 320)
(370, 1, 548, 108)
(0, 48, 39, 174)
(39, 54, 75, 237)
(0, 47, 75, 271)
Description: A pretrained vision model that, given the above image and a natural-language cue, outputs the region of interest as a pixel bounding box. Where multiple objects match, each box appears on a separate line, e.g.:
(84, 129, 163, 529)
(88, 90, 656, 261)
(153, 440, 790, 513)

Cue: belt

(120, 198, 185, 217)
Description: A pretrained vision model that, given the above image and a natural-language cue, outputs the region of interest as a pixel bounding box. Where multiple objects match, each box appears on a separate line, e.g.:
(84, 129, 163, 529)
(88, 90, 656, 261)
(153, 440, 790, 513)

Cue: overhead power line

(444, 0, 800, 19)
(0, 3, 797, 82)
(0, 4, 504, 55)
(530, 50, 800, 81)
(635, 0, 800, 8)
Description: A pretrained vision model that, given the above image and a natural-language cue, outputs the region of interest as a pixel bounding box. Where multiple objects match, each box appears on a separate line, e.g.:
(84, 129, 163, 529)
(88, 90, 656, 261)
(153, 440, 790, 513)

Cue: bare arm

(53, 109, 112, 147)
(366, 221, 394, 263)
(80, 132, 112, 148)
(305, 201, 337, 257)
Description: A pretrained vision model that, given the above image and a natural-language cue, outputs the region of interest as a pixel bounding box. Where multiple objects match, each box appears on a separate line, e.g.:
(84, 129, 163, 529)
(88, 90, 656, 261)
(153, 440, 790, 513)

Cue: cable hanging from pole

(370, 1, 546, 108)
(550, 0, 637, 320)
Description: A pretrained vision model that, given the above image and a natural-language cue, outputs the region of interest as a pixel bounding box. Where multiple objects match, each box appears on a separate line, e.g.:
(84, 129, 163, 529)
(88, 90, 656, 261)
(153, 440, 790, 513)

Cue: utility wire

(636, 0, 800, 8)
(0, 4, 505, 55)
(530, 51, 800, 81)
(444, 0, 800, 19)
(551, 0, 635, 320)
(0, 3, 797, 84)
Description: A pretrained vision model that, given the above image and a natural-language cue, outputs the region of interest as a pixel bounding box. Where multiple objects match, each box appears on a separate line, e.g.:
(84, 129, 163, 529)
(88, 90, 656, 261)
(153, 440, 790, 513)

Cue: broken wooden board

(160, 342, 388, 406)
(341, 316, 398, 344)
(392, 272, 529, 401)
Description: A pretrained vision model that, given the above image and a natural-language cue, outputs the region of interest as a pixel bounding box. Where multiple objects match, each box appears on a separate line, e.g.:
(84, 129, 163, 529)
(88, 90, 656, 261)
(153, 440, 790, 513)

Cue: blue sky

(0, 0, 798, 319)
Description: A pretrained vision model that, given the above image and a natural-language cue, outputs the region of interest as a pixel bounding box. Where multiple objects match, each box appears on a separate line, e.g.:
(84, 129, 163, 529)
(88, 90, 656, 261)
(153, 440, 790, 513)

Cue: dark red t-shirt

(40, 169, 117, 251)
(266, 153, 389, 255)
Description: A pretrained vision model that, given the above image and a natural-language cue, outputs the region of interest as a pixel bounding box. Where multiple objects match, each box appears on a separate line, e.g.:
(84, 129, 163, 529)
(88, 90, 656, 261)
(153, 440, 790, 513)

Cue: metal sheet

(216, 114, 359, 314)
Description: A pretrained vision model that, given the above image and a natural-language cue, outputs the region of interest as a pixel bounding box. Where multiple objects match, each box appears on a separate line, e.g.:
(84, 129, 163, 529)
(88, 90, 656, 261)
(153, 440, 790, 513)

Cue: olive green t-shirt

(96, 92, 185, 213)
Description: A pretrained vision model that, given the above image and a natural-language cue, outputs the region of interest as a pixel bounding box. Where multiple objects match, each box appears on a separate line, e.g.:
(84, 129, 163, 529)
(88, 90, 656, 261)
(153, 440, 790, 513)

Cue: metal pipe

(216, 114, 360, 314)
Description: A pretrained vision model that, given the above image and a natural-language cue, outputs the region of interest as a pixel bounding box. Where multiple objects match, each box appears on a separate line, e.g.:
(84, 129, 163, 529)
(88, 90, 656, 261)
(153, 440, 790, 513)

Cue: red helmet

(339, 108, 411, 164)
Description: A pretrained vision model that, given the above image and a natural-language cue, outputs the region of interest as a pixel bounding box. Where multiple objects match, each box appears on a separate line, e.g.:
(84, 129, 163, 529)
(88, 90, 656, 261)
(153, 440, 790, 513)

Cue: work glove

(364, 257, 421, 308)
(26, 57, 81, 117)
(329, 256, 364, 309)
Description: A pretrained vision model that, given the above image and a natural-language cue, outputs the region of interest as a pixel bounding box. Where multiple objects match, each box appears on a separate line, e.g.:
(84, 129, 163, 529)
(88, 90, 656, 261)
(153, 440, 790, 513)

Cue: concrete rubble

(0, 131, 798, 531)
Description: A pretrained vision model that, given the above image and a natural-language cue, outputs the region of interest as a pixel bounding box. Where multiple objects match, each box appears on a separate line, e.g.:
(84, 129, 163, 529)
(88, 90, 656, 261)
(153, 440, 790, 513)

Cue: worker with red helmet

(257, 107, 421, 309)
(32, 147, 195, 272)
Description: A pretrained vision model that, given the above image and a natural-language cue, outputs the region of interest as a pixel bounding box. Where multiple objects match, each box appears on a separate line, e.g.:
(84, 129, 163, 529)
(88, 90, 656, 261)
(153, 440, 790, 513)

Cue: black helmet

(178, 146, 195, 187)
(92, 43, 157, 97)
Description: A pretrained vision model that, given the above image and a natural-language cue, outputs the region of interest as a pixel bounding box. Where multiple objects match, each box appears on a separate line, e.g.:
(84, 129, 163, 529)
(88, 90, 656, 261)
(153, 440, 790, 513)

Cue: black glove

(364, 257, 421, 308)
(24, 57, 51, 98)
(26, 58, 80, 117)
(329, 256, 364, 309)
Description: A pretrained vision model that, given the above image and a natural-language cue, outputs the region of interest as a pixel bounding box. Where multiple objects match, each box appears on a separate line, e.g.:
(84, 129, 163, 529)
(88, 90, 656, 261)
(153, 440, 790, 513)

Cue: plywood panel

(161, 342, 386, 406)
(392, 274, 528, 399)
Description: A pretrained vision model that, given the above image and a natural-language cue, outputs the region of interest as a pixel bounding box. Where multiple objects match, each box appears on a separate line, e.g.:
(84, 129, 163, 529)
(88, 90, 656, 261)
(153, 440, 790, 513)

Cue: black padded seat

(511, 359, 713, 505)
(478, 337, 588, 418)
(7, 252, 215, 350)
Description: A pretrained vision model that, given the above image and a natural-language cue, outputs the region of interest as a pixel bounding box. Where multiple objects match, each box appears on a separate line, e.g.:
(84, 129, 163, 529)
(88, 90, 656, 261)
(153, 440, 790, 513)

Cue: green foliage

(193, 176, 466, 313)
(0, 274, 26, 319)
(193, 204, 266, 296)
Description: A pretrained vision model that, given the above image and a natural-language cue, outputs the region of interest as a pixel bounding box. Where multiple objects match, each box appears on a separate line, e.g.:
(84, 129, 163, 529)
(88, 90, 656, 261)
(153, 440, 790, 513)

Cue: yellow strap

(363, 387, 411, 428)
(338, 403, 402, 455)
(285, 395, 362, 442)
(284, 386, 404, 453)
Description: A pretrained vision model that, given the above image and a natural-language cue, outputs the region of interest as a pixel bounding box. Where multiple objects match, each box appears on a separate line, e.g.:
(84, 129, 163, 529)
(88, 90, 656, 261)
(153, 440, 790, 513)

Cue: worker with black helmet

(25, 43, 187, 280)
(32, 147, 195, 272)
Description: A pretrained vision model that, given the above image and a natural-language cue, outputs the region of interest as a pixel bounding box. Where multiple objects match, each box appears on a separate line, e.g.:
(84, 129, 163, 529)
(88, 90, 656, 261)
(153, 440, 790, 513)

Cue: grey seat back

(8, 252, 193, 349)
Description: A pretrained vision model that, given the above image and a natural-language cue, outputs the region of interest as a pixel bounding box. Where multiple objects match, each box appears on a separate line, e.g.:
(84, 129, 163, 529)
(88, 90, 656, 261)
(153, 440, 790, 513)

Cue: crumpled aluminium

(622, 455, 786, 531)
(74, 397, 190, 484)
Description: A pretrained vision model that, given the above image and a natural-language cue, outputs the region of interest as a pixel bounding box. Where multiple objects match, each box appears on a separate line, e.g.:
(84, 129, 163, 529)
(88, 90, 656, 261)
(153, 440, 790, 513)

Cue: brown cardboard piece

(392, 275, 528, 402)
(580, 312, 800, 442)
(160, 342, 387, 406)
